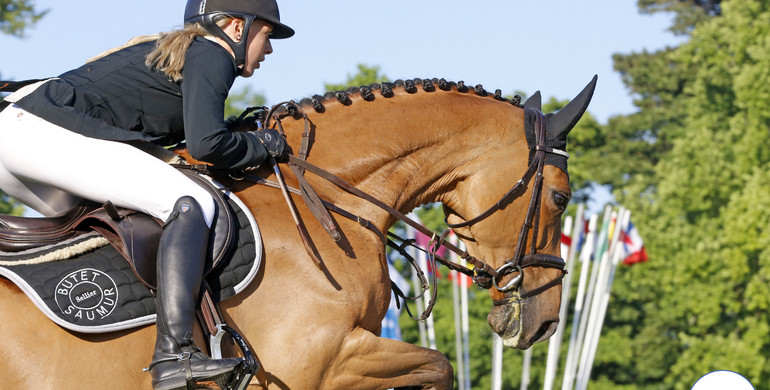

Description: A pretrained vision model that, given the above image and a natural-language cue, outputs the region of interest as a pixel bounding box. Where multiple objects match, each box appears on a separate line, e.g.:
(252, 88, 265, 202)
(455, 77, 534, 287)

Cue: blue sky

(1, 0, 684, 124)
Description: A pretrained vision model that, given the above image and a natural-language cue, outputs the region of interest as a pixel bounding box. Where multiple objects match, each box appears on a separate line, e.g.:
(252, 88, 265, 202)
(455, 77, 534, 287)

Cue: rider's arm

(181, 38, 269, 170)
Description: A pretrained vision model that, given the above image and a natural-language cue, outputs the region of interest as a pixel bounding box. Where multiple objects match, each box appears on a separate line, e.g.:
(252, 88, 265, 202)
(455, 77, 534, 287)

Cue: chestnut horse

(0, 76, 595, 389)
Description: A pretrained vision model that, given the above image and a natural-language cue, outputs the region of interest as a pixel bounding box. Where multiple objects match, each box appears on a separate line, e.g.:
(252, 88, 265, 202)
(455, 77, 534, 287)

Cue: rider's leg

(148, 196, 245, 390)
(0, 104, 214, 223)
(0, 105, 248, 388)
(0, 160, 81, 216)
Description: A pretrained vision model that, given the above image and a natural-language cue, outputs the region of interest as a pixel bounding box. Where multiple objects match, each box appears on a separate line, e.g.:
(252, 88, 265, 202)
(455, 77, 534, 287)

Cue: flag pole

(459, 239, 472, 390)
(451, 269, 466, 389)
(450, 233, 467, 390)
(576, 209, 630, 390)
(544, 203, 585, 390)
(564, 206, 612, 389)
(521, 347, 532, 390)
(561, 213, 598, 390)
(575, 208, 618, 390)
(492, 333, 503, 390)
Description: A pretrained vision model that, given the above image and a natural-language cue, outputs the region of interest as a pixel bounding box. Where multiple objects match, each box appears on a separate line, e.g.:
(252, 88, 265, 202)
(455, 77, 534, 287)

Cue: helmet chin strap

(199, 12, 257, 75)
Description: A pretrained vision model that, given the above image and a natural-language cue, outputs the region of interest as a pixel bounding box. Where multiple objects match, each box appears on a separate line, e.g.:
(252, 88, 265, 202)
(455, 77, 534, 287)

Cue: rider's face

(240, 20, 273, 78)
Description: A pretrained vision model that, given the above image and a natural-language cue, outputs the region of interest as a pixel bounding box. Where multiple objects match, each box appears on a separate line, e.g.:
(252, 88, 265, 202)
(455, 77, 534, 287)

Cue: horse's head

(443, 76, 596, 349)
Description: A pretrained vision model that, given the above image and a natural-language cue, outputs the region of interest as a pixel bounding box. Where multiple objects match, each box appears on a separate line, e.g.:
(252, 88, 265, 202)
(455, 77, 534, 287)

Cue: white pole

(576, 210, 630, 390)
(561, 213, 598, 390)
(574, 250, 610, 390)
(450, 232, 467, 390)
(459, 240, 472, 390)
(521, 348, 532, 390)
(543, 204, 585, 390)
(492, 333, 504, 390)
(575, 212, 617, 390)
(564, 206, 612, 390)
(452, 268, 465, 390)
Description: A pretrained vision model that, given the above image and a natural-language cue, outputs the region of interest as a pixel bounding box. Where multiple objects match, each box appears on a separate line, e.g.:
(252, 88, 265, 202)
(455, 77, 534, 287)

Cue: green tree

(638, 0, 722, 35)
(0, 0, 46, 37)
(224, 85, 266, 118)
(577, 1, 770, 389)
(324, 64, 389, 92)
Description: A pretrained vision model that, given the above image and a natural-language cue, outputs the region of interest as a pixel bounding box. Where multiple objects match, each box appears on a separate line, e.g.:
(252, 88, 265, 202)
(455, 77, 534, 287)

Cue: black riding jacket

(12, 36, 268, 170)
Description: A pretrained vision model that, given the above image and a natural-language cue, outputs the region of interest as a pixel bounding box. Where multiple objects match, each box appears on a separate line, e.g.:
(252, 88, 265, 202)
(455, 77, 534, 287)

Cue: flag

(619, 221, 648, 266)
(561, 215, 587, 256)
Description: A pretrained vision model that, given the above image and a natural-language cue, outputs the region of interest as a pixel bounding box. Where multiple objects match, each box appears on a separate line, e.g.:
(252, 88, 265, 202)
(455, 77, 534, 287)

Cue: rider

(0, 0, 293, 388)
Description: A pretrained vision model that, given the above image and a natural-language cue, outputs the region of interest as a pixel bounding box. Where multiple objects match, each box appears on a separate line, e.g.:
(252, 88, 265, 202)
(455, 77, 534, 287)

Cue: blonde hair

(86, 34, 159, 63)
(86, 16, 234, 82)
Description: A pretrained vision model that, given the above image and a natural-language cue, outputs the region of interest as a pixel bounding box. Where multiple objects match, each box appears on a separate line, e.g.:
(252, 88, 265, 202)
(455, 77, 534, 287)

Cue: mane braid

(296, 77, 524, 114)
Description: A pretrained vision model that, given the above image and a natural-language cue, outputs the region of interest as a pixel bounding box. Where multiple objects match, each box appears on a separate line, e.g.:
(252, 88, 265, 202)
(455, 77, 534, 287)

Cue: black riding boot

(147, 197, 244, 390)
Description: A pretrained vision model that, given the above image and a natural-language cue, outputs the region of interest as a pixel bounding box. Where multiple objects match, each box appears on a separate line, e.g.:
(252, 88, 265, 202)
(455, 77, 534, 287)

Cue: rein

(195, 102, 568, 316)
(266, 103, 566, 292)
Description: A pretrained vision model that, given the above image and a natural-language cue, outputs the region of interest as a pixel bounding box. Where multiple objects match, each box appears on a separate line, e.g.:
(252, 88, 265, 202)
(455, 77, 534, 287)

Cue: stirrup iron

(209, 324, 259, 390)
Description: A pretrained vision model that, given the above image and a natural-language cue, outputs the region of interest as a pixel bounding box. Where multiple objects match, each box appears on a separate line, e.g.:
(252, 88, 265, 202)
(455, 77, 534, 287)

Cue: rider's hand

(252, 128, 289, 162)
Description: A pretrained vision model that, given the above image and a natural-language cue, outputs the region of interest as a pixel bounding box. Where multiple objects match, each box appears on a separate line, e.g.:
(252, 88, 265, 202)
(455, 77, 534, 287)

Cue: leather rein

(199, 103, 567, 301)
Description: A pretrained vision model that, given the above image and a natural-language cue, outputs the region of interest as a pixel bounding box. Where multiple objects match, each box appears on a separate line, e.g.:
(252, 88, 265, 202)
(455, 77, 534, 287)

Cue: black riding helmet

(184, 0, 294, 72)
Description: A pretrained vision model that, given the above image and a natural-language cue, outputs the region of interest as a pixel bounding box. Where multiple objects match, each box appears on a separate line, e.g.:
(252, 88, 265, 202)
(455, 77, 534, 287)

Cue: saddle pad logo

(55, 268, 118, 322)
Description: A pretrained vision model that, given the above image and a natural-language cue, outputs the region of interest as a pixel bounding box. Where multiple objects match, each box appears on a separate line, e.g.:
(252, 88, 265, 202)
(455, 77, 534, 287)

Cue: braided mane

(296, 78, 523, 114)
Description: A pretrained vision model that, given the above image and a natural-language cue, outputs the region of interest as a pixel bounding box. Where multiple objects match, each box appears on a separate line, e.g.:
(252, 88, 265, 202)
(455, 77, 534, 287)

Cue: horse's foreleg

(323, 327, 453, 390)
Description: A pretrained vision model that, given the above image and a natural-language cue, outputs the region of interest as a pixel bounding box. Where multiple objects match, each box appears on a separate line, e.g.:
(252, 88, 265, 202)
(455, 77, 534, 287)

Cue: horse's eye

(552, 192, 569, 210)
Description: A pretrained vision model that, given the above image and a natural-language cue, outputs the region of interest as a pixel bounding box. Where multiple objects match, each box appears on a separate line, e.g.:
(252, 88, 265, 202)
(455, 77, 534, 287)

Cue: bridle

(443, 108, 568, 297)
(193, 104, 568, 302)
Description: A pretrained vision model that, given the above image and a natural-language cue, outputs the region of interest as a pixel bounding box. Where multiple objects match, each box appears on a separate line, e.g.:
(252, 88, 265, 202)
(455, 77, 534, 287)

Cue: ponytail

(146, 16, 234, 82)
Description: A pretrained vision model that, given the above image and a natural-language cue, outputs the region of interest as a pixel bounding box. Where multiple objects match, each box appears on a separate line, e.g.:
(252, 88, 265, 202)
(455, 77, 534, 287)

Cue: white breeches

(0, 104, 215, 226)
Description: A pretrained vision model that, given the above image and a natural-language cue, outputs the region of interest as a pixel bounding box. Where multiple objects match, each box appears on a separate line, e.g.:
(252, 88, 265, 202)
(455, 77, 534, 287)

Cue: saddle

(0, 169, 262, 361)
(0, 169, 236, 289)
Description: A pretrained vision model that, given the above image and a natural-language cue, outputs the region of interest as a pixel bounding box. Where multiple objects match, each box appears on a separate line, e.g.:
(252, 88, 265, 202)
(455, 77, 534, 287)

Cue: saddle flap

(178, 169, 237, 274)
(75, 207, 163, 288)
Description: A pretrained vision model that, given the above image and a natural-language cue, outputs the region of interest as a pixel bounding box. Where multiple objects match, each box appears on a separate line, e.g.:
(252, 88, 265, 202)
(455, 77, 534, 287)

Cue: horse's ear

(523, 91, 541, 111)
(546, 75, 597, 138)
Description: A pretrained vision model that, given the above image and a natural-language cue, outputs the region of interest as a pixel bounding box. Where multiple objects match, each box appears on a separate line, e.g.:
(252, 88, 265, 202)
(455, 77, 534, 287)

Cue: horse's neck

(288, 92, 526, 227)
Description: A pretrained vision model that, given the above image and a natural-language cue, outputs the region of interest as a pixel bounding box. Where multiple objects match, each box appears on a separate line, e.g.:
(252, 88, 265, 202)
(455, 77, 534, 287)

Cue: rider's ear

(226, 17, 246, 42)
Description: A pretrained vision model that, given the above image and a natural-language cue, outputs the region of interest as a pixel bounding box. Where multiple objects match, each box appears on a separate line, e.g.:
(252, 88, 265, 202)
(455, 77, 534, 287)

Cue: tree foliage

(224, 85, 266, 118)
(324, 64, 389, 92)
(0, 0, 46, 37)
(638, 0, 722, 35)
(381, 1, 770, 389)
(578, 0, 770, 388)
